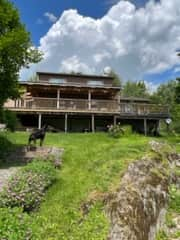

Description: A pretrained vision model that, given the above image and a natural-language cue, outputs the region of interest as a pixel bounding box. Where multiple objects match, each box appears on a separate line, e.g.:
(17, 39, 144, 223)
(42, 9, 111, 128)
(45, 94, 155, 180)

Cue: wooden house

(5, 72, 169, 134)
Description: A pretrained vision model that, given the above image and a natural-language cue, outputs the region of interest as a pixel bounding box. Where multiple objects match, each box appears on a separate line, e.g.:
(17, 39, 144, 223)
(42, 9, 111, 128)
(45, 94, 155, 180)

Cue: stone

(5, 146, 64, 167)
(107, 141, 180, 240)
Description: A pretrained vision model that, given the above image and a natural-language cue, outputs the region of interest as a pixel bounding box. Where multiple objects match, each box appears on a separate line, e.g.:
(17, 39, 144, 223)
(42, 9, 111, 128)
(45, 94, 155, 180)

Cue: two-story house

(5, 72, 169, 134)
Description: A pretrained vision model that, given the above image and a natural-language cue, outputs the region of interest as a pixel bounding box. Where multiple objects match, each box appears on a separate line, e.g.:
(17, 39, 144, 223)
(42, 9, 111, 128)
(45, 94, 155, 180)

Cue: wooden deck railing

(6, 97, 169, 115)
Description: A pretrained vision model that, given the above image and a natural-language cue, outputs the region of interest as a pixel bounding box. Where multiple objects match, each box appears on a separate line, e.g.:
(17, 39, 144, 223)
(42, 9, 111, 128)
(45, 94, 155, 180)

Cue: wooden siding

(37, 72, 115, 87)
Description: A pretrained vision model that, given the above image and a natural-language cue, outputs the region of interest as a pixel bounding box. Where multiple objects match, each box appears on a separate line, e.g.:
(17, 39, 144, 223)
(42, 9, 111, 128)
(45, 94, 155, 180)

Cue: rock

(107, 141, 180, 240)
(6, 146, 64, 167)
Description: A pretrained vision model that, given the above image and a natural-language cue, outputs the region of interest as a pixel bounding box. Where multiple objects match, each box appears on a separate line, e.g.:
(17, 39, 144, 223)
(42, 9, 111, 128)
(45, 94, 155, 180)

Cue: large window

(87, 80, 104, 86)
(49, 78, 66, 84)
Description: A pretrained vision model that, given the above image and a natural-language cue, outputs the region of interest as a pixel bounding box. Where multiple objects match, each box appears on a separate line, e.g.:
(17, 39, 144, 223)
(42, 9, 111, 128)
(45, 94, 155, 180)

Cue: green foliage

(69, 203, 109, 240)
(0, 160, 57, 211)
(156, 231, 168, 240)
(2, 109, 18, 131)
(0, 0, 42, 107)
(108, 123, 124, 138)
(150, 80, 176, 105)
(23, 160, 57, 185)
(151, 80, 180, 133)
(171, 104, 180, 133)
(122, 80, 149, 98)
(165, 213, 176, 228)
(0, 135, 14, 162)
(1, 132, 179, 240)
(0, 207, 32, 240)
(121, 125, 133, 136)
(175, 78, 180, 104)
(107, 70, 122, 87)
(169, 185, 180, 213)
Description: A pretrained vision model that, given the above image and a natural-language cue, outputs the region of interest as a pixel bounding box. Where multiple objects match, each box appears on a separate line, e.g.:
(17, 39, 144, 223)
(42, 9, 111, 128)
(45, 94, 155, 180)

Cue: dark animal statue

(28, 125, 48, 147)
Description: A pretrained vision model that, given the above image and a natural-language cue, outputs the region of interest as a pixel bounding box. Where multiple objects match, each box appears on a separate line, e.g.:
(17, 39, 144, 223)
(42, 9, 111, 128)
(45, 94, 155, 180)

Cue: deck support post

(92, 114, 95, 132)
(38, 114, 42, 129)
(57, 89, 60, 109)
(144, 118, 147, 136)
(88, 90, 91, 110)
(117, 93, 121, 111)
(65, 113, 68, 133)
(113, 115, 117, 126)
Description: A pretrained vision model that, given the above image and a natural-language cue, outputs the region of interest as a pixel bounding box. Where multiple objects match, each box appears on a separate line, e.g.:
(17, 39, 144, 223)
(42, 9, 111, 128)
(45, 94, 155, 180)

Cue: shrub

(0, 136, 14, 161)
(107, 123, 124, 138)
(121, 125, 133, 135)
(0, 160, 57, 211)
(2, 110, 18, 131)
(0, 207, 32, 240)
(23, 160, 57, 185)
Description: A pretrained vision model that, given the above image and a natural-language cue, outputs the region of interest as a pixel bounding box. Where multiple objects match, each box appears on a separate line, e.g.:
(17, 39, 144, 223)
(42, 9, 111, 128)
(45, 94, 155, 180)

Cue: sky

(10, 0, 180, 91)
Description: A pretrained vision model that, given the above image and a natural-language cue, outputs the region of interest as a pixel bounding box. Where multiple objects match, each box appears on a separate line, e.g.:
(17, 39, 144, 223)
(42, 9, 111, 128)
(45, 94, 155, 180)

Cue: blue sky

(11, 0, 155, 45)
(11, 0, 180, 89)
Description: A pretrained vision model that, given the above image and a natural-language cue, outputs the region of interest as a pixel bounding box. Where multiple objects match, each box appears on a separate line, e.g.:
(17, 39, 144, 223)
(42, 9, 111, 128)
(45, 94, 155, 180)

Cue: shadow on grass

(0, 135, 27, 169)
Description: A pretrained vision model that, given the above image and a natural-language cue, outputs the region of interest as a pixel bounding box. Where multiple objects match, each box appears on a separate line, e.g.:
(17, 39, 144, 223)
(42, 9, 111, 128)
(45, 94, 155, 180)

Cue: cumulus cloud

(44, 12, 57, 23)
(21, 0, 180, 83)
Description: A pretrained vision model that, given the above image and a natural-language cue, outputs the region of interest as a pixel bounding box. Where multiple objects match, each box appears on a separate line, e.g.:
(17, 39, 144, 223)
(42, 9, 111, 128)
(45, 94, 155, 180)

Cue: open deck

(6, 97, 169, 118)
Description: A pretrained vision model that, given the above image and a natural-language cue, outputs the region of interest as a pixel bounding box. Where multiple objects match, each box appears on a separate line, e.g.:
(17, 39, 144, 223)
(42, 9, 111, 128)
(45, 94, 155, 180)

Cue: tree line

(109, 70, 180, 133)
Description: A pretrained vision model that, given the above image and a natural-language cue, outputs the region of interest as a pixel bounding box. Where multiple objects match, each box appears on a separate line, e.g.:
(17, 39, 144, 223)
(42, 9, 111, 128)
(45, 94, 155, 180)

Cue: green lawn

(1, 132, 180, 240)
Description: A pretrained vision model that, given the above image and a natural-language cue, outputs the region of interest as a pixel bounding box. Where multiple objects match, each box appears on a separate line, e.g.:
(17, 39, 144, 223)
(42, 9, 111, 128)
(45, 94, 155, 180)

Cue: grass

(0, 131, 180, 240)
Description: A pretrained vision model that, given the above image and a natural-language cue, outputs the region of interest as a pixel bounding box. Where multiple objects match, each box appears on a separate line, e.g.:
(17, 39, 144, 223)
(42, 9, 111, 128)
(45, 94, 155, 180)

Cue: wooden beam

(57, 89, 60, 109)
(92, 114, 95, 132)
(38, 113, 42, 129)
(144, 118, 147, 136)
(88, 90, 91, 110)
(114, 115, 117, 125)
(65, 113, 68, 133)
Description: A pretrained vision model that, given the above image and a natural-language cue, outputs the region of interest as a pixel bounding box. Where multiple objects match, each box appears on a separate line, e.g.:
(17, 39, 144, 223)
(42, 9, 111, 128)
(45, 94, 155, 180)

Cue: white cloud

(21, 0, 180, 83)
(44, 12, 57, 23)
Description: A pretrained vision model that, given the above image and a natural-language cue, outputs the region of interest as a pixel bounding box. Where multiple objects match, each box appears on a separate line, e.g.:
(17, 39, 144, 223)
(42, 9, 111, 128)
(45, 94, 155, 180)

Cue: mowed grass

(1, 132, 180, 240)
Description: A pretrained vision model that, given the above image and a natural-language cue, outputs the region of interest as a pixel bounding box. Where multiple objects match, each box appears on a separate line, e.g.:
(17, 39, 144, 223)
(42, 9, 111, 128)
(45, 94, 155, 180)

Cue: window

(87, 80, 104, 86)
(49, 78, 66, 84)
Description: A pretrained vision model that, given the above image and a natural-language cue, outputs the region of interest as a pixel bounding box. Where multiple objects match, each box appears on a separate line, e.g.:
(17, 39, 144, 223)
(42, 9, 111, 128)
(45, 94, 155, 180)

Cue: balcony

(5, 97, 169, 117)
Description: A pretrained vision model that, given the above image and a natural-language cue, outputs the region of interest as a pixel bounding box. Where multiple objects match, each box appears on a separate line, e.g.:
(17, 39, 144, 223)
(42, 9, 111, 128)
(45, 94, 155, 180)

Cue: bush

(121, 125, 133, 135)
(0, 207, 32, 240)
(23, 160, 57, 185)
(0, 160, 57, 211)
(107, 123, 124, 138)
(0, 136, 14, 161)
(1, 110, 18, 131)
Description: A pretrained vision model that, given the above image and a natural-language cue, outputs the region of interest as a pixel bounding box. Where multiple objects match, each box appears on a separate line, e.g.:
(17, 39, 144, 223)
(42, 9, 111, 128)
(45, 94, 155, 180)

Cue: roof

(36, 71, 114, 81)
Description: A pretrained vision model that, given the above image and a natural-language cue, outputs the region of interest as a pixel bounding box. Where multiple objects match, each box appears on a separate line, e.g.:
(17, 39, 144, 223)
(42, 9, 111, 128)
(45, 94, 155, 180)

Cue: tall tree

(107, 70, 122, 87)
(175, 78, 180, 104)
(122, 80, 149, 98)
(151, 80, 180, 133)
(150, 80, 176, 105)
(0, 0, 42, 108)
